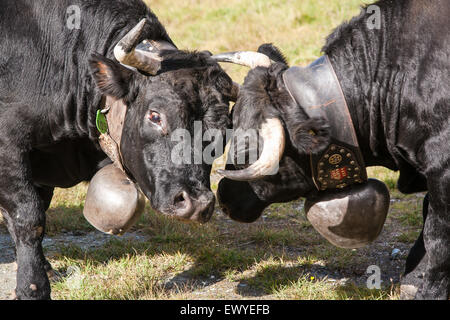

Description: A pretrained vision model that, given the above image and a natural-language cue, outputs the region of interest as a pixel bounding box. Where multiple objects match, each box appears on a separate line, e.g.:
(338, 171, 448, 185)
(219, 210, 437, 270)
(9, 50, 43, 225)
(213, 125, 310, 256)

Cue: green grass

(47, 219, 394, 300)
(42, 185, 405, 300)
(396, 230, 421, 243)
(367, 167, 399, 191)
(274, 278, 394, 300)
(0, 0, 422, 300)
(45, 184, 94, 235)
(389, 197, 424, 228)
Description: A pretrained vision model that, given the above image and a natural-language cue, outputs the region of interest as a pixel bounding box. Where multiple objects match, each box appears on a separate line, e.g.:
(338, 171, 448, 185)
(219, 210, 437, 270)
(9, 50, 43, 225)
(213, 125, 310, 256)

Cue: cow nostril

(173, 191, 193, 214)
(171, 191, 214, 222)
(174, 192, 187, 205)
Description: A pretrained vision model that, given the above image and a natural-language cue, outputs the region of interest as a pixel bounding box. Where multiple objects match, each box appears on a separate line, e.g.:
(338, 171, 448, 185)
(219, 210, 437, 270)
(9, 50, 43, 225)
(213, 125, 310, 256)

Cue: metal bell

(305, 178, 390, 249)
(83, 164, 146, 236)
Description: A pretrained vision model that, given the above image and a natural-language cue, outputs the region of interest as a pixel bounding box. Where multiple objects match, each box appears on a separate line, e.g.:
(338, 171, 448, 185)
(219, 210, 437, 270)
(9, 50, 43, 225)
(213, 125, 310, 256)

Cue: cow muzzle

(171, 191, 215, 223)
(304, 178, 390, 249)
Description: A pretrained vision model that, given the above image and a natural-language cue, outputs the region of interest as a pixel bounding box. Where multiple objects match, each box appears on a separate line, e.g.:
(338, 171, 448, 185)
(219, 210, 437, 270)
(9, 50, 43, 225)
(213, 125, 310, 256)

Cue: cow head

(214, 44, 331, 223)
(88, 20, 235, 223)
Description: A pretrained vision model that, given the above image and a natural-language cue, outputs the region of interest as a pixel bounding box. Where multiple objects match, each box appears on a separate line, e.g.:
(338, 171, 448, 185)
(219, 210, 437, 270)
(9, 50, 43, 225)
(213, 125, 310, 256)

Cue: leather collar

(97, 96, 128, 172)
(282, 55, 367, 191)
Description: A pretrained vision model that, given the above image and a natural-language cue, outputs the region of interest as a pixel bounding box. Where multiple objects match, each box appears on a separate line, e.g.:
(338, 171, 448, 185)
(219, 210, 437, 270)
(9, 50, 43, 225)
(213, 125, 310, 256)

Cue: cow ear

(257, 43, 289, 65)
(89, 53, 134, 99)
(289, 117, 331, 155)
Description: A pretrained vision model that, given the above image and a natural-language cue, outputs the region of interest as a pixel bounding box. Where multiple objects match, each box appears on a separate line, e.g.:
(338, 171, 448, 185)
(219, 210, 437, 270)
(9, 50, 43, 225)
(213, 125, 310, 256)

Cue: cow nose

(172, 190, 215, 223)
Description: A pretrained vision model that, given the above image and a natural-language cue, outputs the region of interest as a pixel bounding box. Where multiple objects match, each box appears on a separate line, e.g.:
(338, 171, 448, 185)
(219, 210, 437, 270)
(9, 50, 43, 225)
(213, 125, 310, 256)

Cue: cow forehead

(143, 82, 182, 102)
(137, 80, 209, 124)
(134, 64, 230, 127)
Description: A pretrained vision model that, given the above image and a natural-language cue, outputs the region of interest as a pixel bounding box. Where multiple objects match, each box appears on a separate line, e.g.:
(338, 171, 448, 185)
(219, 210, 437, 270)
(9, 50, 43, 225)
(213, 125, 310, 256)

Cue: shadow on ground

(1, 201, 409, 300)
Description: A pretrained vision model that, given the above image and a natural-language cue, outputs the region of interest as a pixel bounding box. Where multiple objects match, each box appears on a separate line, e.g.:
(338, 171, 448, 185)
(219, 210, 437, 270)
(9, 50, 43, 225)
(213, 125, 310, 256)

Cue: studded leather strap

(98, 96, 127, 172)
(283, 55, 367, 191)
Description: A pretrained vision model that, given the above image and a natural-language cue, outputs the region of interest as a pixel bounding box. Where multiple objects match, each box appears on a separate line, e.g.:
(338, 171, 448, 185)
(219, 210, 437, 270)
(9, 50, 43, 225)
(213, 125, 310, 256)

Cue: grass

(44, 204, 401, 300)
(5, 170, 412, 300)
(46, 205, 398, 300)
(146, 0, 364, 82)
(40, 172, 412, 300)
(390, 200, 423, 227)
(0, 0, 424, 300)
(396, 230, 421, 243)
(46, 183, 94, 236)
(274, 278, 394, 300)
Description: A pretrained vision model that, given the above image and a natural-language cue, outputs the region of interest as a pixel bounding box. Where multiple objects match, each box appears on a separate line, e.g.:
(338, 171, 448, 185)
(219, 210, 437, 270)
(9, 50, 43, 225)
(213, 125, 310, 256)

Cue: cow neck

(282, 55, 368, 191)
(97, 96, 127, 172)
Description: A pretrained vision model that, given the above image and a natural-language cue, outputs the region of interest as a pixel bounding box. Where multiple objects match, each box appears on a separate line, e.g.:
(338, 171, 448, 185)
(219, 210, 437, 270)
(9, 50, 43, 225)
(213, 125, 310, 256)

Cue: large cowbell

(83, 164, 146, 236)
(305, 178, 390, 249)
(283, 56, 390, 248)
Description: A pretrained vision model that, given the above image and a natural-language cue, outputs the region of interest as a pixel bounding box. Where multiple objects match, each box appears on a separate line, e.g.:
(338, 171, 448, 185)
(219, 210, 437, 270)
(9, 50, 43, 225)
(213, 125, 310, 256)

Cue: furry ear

(289, 117, 331, 155)
(257, 43, 289, 65)
(89, 53, 134, 99)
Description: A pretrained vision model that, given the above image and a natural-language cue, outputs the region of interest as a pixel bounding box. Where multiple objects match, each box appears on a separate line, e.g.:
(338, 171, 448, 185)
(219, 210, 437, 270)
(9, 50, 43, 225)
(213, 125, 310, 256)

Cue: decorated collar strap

(96, 96, 127, 172)
(282, 55, 367, 191)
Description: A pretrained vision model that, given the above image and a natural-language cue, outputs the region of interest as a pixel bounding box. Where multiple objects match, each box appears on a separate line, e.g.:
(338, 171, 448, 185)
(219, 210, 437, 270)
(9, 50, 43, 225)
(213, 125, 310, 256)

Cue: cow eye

(148, 111, 162, 125)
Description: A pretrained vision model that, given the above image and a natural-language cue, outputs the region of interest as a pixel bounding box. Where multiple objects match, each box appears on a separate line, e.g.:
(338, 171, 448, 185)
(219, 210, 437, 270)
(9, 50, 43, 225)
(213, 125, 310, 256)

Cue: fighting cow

(215, 0, 450, 299)
(0, 0, 233, 299)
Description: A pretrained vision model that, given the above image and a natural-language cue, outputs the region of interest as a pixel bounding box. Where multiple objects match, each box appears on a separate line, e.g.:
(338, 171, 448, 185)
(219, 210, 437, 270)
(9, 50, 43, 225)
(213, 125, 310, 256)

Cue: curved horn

(218, 118, 285, 181)
(114, 19, 176, 75)
(212, 51, 273, 69)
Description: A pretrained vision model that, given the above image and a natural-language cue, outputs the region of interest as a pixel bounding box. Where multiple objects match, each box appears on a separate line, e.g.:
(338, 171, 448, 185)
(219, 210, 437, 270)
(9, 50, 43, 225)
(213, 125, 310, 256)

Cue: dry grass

(147, 0, 363, 82)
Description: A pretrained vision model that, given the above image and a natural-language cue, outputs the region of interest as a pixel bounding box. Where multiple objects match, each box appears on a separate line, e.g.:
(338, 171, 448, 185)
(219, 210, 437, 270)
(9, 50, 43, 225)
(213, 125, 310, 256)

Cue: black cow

(216, 0, 450, 299)
(0, 0, 233, 299)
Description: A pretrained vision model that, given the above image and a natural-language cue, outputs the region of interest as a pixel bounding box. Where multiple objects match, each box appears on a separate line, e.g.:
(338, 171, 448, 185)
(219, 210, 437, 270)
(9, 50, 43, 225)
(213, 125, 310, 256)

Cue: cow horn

(114, 19, 176, 75)
(212, 51, 273, 69)
(217, 118, 285, 181)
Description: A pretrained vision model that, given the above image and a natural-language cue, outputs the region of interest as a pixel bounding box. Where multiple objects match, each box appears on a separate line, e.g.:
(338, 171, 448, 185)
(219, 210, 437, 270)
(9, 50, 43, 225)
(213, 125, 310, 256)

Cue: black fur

(219, 0, 450, 299)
